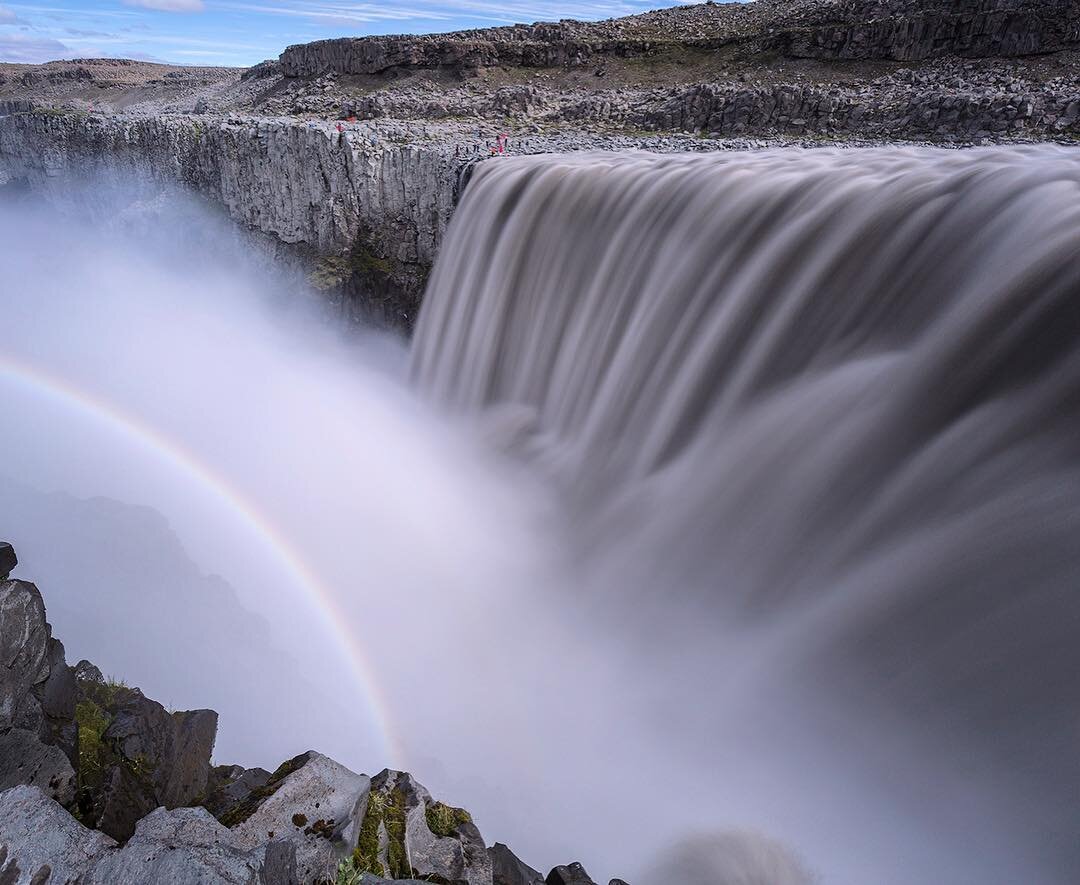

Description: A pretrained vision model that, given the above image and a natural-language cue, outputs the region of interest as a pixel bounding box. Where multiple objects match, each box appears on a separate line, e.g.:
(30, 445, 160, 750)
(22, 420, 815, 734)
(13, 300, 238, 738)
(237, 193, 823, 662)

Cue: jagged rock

(490, 842, 544, 885)
(0, 727, 76, 805)
(0, 785, 116, 884)
(0, 543, 15, 579)
(546, 863, 597, 885)
(205, 764, 273, 817)
(75, 678, 218, 840)
(227, 751, 369, 884)
(357, 769, 492, 885)
(0, 580, 50, 729)
(74, 659, 104, 684)
(89, 806, 282, 885)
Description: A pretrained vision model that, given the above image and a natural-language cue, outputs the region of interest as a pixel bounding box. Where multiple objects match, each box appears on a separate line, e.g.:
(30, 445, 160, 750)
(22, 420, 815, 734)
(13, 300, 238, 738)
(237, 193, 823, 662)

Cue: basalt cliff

(2, 0, 1079, 327)
(0, 541, 606, 885)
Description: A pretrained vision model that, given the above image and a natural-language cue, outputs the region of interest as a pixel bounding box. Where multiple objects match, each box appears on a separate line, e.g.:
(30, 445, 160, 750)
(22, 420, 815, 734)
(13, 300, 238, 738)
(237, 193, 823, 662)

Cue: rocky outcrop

(90, 806, 287, 885)
(545, 863, 596, 885)
(0, 542, 15, 578)
(490, 842, 544, 885)
(75, 666, 218, 841)
(0, 112, 459, 327)
(0, 543, 609, 883)
(225, 751, 370, 883)
(278, 0, 1080, 78)
(0, 785, 116, 885)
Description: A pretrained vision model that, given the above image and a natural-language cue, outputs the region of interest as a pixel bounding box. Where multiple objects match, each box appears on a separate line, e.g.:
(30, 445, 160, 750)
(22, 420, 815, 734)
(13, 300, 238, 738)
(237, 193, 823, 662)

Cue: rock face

(0, 727, 76, 805)
(278, 0, 1080, 78)
(75, 667, 218, 841)
(350, 769, 492, 885)
(545, 863, 597, 885)
(0, 785, 116, 885)
(89, 806, 281, 885)
(490, 842, 544, 885)
(0, 543, 15, 579)
(224, 751, 370, 883)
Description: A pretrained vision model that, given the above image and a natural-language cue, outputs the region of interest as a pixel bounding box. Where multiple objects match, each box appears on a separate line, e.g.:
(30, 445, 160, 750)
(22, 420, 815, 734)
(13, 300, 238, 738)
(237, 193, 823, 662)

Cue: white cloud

(0, 32, 71, 62)
(0, 5, 21, 24)
(123, 0, 205, 12)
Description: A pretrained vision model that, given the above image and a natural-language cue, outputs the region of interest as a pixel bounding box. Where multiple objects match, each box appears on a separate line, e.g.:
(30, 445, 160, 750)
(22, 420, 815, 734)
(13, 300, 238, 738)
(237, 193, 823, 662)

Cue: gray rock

(90, 806, 265, 885)
(0, 543, 15, 580)
(0, 785, 116, 885)
(0, 727, 76, 805)
(546, 863, 596, 885)
(205, 765, 273, 817)
(361, 769, 492, 885)
(229, 751, 369, 884)
(73, 677, 217, 840)
(490, 842, 544, 885)
(0, 581, 49, 730)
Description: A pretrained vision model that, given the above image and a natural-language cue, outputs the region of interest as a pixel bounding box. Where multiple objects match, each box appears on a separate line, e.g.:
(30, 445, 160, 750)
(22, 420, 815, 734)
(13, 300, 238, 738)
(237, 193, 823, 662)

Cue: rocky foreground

(0, 542, 612, 885)
(1, 0, 1078, 326)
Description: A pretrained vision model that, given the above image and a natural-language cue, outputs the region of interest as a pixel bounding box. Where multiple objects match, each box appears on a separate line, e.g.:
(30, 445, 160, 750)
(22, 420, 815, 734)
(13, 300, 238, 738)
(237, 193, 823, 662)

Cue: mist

(1, 158, 1076, 885)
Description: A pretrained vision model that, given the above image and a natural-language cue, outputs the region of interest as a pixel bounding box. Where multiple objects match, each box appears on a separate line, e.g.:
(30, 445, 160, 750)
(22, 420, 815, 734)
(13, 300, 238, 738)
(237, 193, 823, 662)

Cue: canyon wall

(0, 110, 461, 327)
(279, 0, 1080, 78)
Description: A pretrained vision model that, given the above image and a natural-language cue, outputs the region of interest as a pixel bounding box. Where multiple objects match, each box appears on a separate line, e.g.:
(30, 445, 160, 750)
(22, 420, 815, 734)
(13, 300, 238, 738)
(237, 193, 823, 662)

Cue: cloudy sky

(0, 0, 715, 67)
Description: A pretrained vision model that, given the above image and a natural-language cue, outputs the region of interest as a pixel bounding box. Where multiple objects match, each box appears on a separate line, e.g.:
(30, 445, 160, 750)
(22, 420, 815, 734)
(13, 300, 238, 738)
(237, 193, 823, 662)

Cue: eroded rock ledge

(0, 543, 615, 885)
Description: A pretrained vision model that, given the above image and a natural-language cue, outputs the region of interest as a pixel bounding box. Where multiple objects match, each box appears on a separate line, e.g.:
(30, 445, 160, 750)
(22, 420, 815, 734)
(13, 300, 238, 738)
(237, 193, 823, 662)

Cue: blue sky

(0, 0, 724, 67)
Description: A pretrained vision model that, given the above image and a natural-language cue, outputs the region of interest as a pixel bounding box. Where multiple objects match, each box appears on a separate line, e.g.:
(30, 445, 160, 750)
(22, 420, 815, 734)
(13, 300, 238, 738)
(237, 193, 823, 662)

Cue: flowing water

(412, 147, 1080, 883)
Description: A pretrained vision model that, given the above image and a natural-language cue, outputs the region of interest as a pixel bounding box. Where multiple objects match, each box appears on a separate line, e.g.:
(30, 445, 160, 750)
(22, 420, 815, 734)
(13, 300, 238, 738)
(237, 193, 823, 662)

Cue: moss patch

(75, 699, 110, 795)
(352, 786, 409, 878)
(425, 801, 472, 838)
(217, 752, 309, 828)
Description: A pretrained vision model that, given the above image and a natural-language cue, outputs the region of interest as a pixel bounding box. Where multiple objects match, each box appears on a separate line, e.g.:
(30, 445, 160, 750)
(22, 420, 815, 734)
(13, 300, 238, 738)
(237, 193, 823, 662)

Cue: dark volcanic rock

(74, 673, 218, 840)
(546, 862, 597, 885)
(204, 763, 273, 817)
(0, 727, 76, 804)
(491, 842, 545, 885)
(0, 542, 15, 579)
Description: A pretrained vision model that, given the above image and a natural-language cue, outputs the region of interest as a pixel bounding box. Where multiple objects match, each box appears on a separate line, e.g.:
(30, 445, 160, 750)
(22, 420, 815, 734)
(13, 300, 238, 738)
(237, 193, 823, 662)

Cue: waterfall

(412, 147, 1080, 881)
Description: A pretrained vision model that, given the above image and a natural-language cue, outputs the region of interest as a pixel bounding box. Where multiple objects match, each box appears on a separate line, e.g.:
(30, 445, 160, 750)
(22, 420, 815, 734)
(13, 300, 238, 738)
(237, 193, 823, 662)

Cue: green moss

(217, 752, 309, 827)
(385, 786, 410, 878)
(425, 801, 472, 838)
(75, 699, 110, 795)
(335, 855, 366, 885)
(353, 792, 386, 877)
(308, 255, 351, 291)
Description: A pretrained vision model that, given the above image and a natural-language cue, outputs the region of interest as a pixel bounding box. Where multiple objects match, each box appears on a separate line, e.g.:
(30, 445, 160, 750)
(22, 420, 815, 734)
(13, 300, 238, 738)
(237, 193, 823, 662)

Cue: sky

(0, 0, 722, 67)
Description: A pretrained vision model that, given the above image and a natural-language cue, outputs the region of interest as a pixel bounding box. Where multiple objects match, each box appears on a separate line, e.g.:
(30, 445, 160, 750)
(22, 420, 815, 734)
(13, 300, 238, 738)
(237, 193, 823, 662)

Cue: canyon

(2, 0, 1079, 326)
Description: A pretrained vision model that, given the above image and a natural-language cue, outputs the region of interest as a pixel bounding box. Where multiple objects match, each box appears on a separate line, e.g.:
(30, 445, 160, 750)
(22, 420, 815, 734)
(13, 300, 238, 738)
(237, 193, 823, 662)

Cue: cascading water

(412, 147, 1080, 883)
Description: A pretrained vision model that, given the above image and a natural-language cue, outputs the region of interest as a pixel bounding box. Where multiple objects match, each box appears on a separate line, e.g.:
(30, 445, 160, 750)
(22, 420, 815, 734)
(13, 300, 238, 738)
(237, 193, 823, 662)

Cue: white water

(413, 147, 1080, 884)
(1, 146, 1078, 884)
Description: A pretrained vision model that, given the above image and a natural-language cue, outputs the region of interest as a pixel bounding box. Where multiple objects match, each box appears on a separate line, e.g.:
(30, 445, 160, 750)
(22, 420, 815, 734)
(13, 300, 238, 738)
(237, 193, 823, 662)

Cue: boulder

(226, 751, 369, 884)
(0, 785, 116, 885)
(0, 581, 50, 729)
(353, 769, 491, 885)
(0, 727, 76, 805)
(75, 675, 218, 841)
(89, 806, 279, 885)
(546, 863, 597, 885)
(204, 764, 272, 818)
(0, 542, 15, 579)
(490, 842, 544, 885)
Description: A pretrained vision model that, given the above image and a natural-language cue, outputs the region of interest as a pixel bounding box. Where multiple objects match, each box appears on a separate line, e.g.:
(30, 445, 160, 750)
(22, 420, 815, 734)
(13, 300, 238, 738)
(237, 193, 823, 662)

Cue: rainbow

(0, 352, 402, 767)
